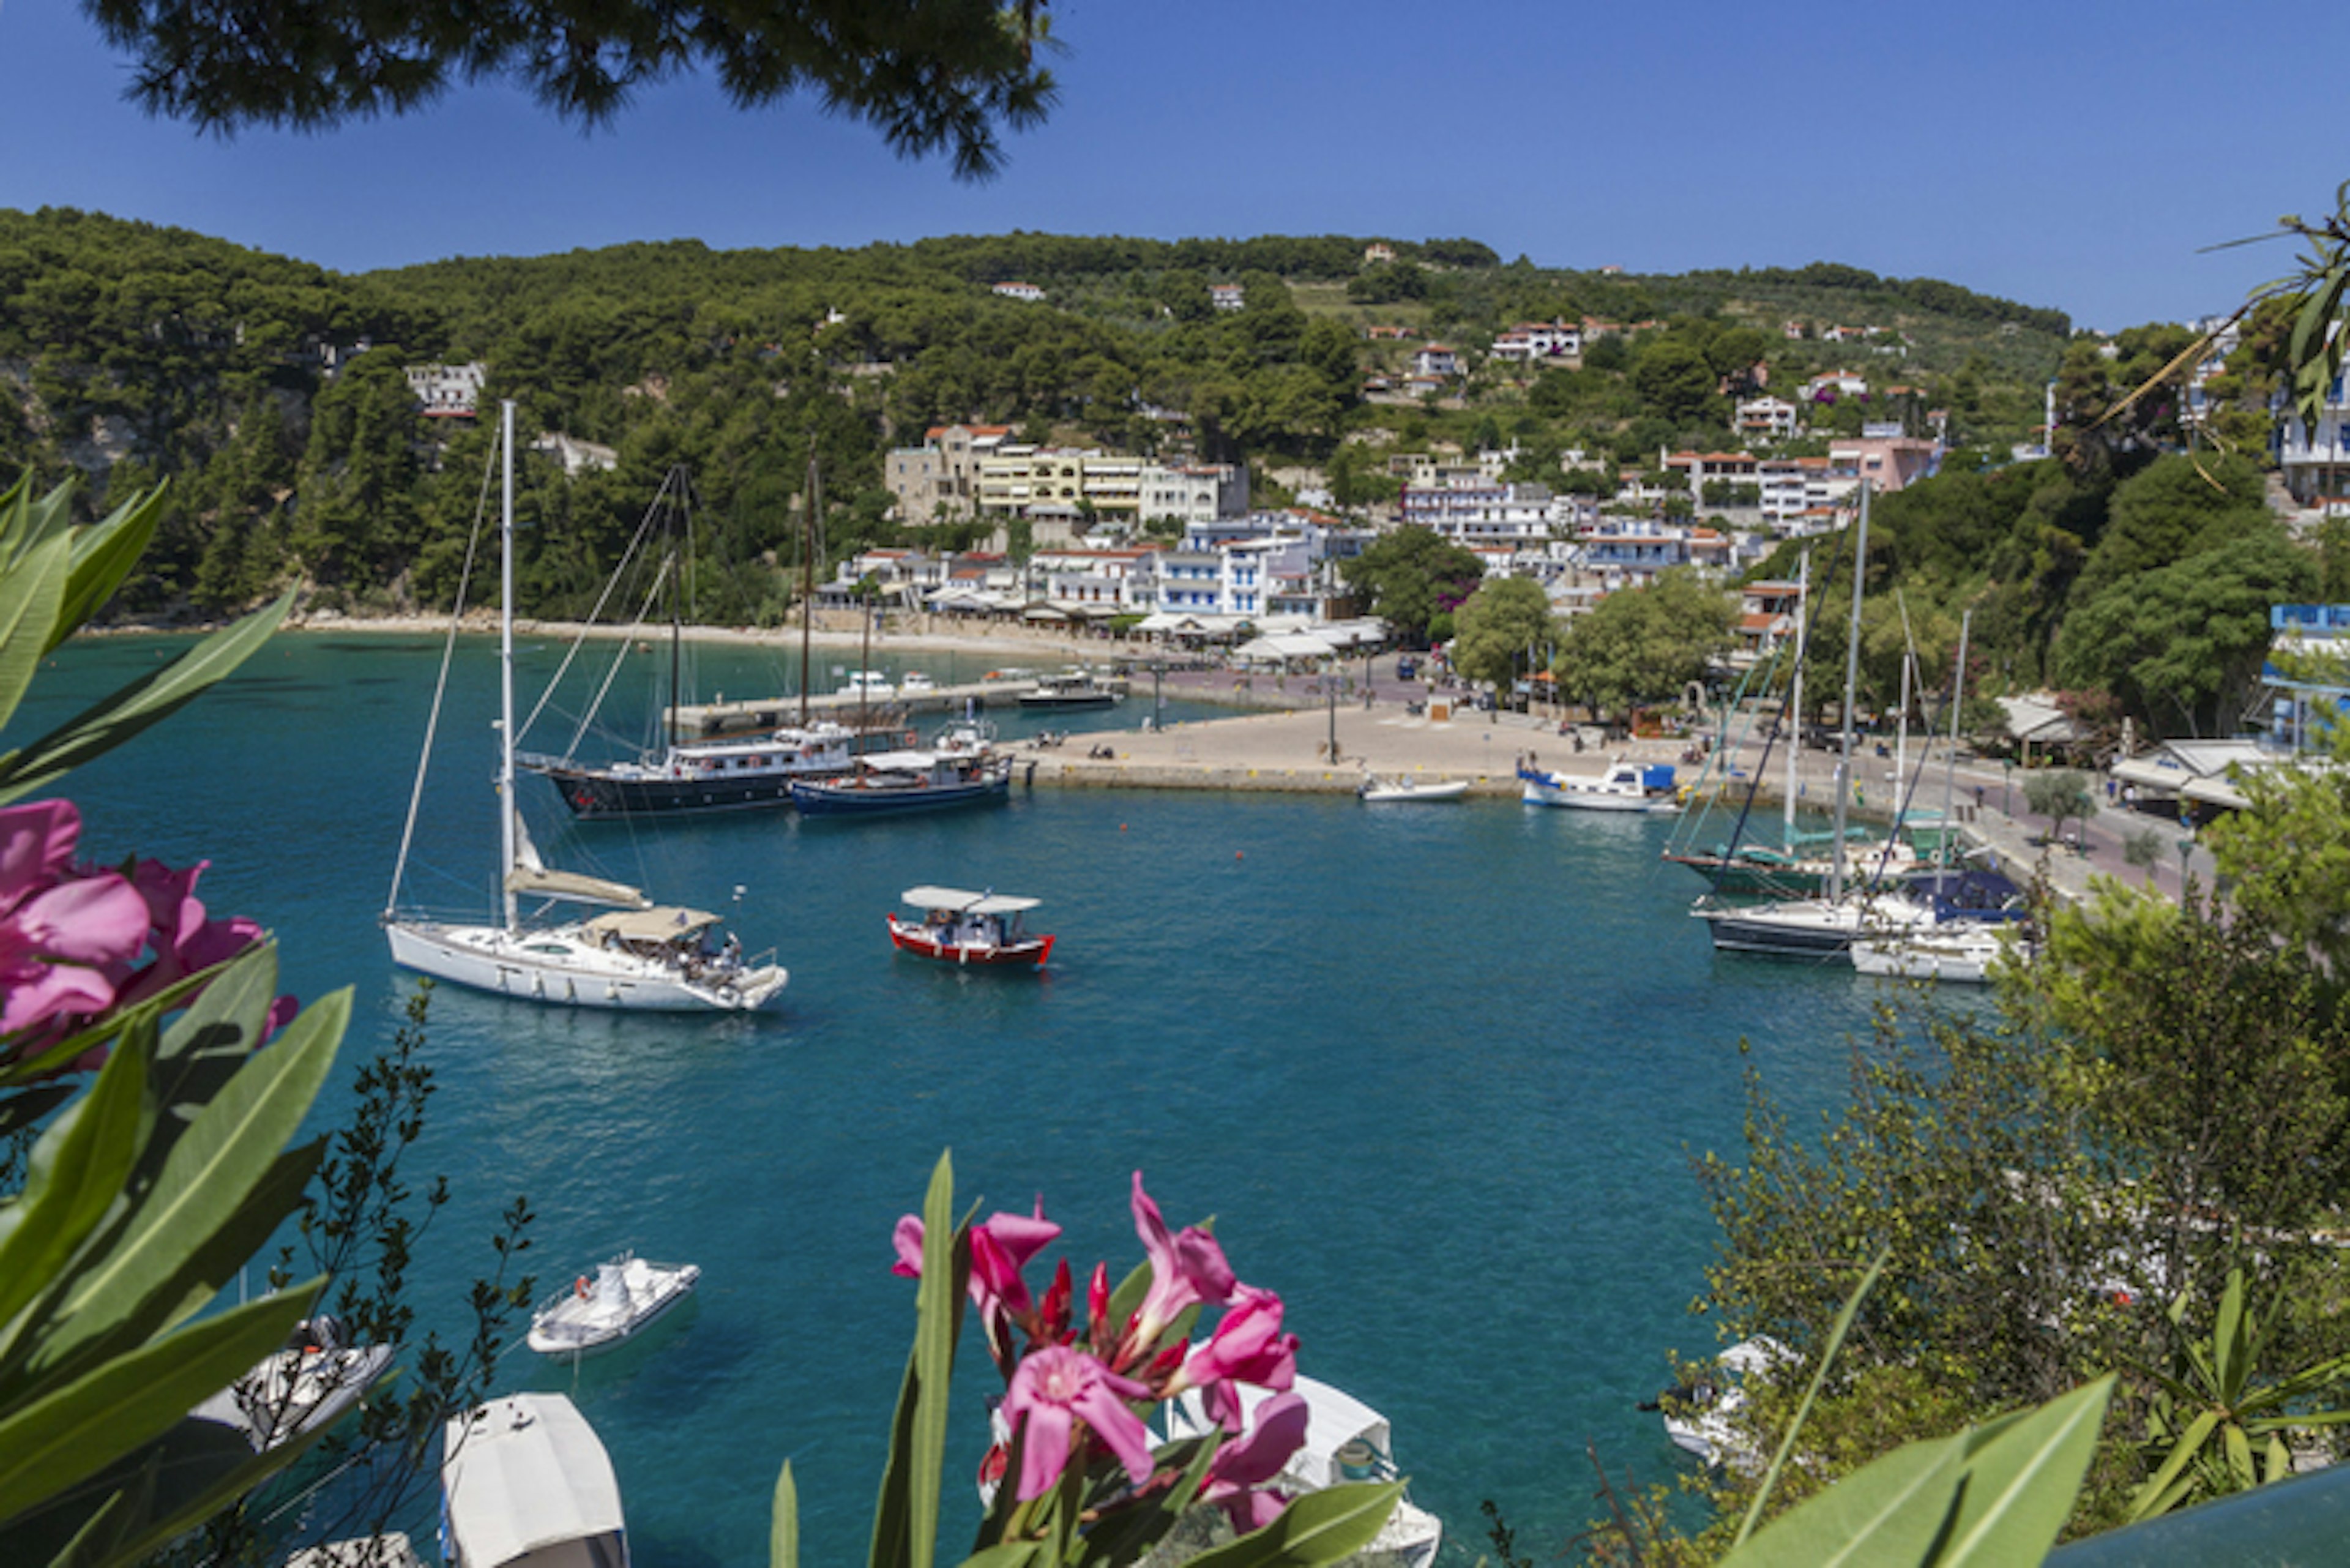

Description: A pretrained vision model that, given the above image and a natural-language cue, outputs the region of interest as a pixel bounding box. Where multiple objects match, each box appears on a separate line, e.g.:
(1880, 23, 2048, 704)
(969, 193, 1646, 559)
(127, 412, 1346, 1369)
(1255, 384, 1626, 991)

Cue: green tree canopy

(1552, 567, 1734, 720)
(1449, 575, 1554, 688)
(81, 0, 1058, 179)
(1338, 526, 1482, 646)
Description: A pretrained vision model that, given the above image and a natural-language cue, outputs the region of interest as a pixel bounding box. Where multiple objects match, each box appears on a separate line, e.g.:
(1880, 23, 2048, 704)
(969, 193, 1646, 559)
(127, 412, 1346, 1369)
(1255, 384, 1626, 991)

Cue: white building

(1209, 283, 1245, 312)
(2276, 370, 2350, 514)
(1488, 321, 1582, 363)
(406, 362, 485, 418)
(991, 281, 1046, 302)
(1412, 343, 1459, 378)
(1735, 396, 1800, 442)
(1140, 462, 1250, 526)
(1397, 481, 1563, 548)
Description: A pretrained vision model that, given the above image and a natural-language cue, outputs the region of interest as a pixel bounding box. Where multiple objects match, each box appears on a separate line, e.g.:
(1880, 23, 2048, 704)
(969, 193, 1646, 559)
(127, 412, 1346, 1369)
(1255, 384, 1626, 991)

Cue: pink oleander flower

(1198, 1389, 1309, 1532)
(0, 802, 147, 1039)
(893, 1201, 1063, 1318)
(1000, 1343, 1155, 1501)
(1123, 1173, 1236, 1359)
(1173, 1287, 1299, 1429)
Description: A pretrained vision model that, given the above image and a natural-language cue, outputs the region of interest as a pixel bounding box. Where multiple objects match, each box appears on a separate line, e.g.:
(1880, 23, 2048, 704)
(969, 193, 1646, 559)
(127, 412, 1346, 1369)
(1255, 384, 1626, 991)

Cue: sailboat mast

(1941, 608, 1972, 862)
(668, 469, 684, 753)
(1828, 480, 1870, 906)
(1784, 549, 1810, 846)
(499, 400, 519, 933)
(799, 450, 817, 728)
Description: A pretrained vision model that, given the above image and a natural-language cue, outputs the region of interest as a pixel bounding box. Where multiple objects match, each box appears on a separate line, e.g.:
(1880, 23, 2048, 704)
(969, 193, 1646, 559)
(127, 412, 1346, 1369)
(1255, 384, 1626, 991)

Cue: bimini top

(582, 906, 723, 943)
(900, 886, 1042, 916)
(442, 1393, 624, 1568)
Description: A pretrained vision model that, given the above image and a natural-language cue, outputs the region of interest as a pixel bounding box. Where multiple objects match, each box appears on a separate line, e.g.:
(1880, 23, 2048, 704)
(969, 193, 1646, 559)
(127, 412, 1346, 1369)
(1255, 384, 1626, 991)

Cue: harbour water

(32, 632, 1905, 1564)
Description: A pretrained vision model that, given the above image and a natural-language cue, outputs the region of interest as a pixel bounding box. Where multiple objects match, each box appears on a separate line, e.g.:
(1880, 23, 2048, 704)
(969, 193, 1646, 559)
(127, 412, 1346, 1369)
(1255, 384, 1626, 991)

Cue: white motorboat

(899, 671, 938, 695)
(840, 670, 897, 698)
(529, 1253, 701, 1358)
(1520, 757, 1680, 813)
(1852, 920, 2033, 984)
(441, 1393, 629, 1568)
(382, 404, 789, 1013)
(1658, 1338, 1787, 1472)
(1359, 774, 1469, 804)
(1165, 1374, 1442, 1568)
(1018, 668, 1124, 711)
(190, 1314, 391, 1453)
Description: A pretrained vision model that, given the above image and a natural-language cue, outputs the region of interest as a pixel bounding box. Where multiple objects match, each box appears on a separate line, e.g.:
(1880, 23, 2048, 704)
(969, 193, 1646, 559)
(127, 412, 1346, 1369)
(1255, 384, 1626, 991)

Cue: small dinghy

(1357, 774, 1468, 804)
(528, 1253, 700, 1359)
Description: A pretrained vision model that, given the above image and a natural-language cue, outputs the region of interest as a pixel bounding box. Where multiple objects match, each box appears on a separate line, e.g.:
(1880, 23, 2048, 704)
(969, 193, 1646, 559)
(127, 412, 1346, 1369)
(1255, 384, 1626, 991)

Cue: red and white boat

(886, 886, 1054, 969)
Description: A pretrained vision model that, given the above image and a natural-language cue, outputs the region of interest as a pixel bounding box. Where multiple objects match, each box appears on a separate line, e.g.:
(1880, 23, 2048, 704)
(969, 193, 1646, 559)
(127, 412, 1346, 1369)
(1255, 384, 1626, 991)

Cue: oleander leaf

(1180, 1482, 1403, 1568)
(0, 1022, 147, 1344)
(772, 1458, 797, 1568)
(1720, 1430, 1967, 1568)
(0, 530, 73, 740)
(0, 1283, 316, 1531)
(0, 589, 293, 805)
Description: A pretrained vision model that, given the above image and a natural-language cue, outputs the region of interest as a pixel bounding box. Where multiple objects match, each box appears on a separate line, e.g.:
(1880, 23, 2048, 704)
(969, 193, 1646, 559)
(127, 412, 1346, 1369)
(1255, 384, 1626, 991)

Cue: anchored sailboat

(382, 401, 788, 1012)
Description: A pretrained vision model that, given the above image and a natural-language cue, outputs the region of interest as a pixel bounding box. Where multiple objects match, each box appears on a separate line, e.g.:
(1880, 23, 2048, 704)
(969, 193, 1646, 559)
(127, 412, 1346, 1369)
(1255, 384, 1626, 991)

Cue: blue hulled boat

(788, 750, 1013, 816)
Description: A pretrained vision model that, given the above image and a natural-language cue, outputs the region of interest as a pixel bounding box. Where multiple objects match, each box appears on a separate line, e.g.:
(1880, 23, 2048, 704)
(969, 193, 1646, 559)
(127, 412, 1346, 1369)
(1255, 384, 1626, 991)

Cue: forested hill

(0, 206, 2079, 624)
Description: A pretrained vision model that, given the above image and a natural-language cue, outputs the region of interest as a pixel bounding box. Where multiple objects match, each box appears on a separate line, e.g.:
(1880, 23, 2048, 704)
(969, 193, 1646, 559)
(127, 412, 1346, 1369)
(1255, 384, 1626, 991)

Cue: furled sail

(508, 811, 650, 910)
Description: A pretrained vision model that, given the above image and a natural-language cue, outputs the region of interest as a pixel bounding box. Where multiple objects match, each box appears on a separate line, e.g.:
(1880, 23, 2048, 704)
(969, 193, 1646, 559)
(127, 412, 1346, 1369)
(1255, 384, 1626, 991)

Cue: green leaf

(908, 1153, 958, 1568)
(959, 1544, 1051, 1568)
(1936, 1374, 2115, 1563)
(870, 1152, 966, 1568)
(1720, 1431, 1968, 1568)
(772, 1458, 798, 1568)
(136, 945, 283, 1184)
(0, 590, 293, 806)
(1179, 1482, 1403, 1568)
(0, 1021, 149, 1339)
(12, 990, 343, 1397)
(0, 1282, 316, 1529)
(2128, 1407, 2221, 1523)
(1736, 1248, 1889, 1548)
(51, 487, 165, 654)
(0, 531, 73, 739)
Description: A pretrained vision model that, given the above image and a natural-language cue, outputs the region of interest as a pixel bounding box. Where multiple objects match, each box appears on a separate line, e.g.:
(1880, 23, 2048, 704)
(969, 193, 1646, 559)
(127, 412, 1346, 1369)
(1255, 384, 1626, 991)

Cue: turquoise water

(28, 633, 1894, 1565)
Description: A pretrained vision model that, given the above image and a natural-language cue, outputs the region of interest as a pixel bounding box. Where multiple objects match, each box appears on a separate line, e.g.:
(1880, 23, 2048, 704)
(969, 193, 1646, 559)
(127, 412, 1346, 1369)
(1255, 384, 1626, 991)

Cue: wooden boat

(1358, 774, 1468, 803)
(1520, 757, 1679, 813)
(441, 1394, 629, 1568)
(886, 886, 1054, 968)
(529, 1253, 701, 1358)
(789, 751, 1012, 816)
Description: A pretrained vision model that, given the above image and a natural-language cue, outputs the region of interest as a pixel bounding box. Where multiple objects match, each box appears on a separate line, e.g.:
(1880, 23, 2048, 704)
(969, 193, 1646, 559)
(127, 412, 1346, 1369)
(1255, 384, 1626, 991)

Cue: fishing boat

(382, 403, 789, 1013)
(1520, 757, 1680, 812)
(190, 1315, 391, 1453)
(1017, 668, 1124, 711)
(529, 1253, 701, 1359)
(1165, 1374, 1443, 1568)
(789, 750, 1013, 816)
(886, 886, 1054, 968)
(441, 1394, 629, 1568)
(1358, 774, 1469, 803)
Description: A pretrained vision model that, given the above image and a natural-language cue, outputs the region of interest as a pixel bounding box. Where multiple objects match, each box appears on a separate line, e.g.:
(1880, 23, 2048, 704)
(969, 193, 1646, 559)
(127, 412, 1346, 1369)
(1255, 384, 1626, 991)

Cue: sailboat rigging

(382, 401, 789, 1011)
(515, 454, 890, 818)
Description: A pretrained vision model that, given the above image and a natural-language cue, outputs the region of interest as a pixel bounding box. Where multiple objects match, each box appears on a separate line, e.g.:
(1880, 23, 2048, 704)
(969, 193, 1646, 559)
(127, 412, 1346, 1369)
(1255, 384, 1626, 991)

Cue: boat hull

(791, 774, 1010, 816)
(535, 764, 820, 819)
(886, 918, 1054, 968)
(529, 1261, 701, 1357)
(1360, 780, 1468, 803)
(1016, 692, 1119, 711)
(386, 922, 787, 1011)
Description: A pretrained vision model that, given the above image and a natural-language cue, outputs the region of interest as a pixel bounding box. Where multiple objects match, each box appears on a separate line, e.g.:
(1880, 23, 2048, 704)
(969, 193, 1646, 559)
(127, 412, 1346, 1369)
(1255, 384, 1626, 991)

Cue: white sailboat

(1695, 481, 1920, 957)
(383, 401, 788, 1012)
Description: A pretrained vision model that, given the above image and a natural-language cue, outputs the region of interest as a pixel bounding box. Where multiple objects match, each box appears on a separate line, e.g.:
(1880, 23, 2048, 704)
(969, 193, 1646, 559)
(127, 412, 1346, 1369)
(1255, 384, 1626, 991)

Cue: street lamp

(2002, 759, 2013, 816)
(2176, 833, 2195, 906)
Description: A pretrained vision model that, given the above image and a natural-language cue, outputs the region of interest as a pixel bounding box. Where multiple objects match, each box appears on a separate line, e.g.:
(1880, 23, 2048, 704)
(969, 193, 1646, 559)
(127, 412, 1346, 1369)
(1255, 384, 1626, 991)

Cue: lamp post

(1327, 663, 1338, 763)
(2176, 832, 2195, 906)
(2002, 759, 2013, 816)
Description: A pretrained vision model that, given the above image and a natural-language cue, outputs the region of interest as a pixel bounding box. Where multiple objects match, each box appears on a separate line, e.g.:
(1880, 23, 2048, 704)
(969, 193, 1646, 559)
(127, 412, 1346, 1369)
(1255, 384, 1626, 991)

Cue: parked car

(1396, 656, 1419, 681)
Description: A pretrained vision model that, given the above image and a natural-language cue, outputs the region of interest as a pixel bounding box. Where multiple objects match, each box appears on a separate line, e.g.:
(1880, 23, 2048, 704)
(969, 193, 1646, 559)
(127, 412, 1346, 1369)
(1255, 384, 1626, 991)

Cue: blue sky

(2, 0, 2343, 331)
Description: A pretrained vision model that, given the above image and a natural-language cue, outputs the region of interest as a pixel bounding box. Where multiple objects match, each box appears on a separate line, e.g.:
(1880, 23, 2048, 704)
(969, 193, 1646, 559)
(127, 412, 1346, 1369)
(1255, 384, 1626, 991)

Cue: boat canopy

(900, 886, 1042, 916)
(442, 1394, 624, 1568)
(583, 906, 723, 943)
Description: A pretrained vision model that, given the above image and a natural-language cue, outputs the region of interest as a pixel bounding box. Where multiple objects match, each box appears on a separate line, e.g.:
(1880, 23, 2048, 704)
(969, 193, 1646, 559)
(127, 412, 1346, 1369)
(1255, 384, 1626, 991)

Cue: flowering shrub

(0, 472, 347, 1567)
(0, 798, 291, 1069)
(776, 1153, 1400, 1568)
